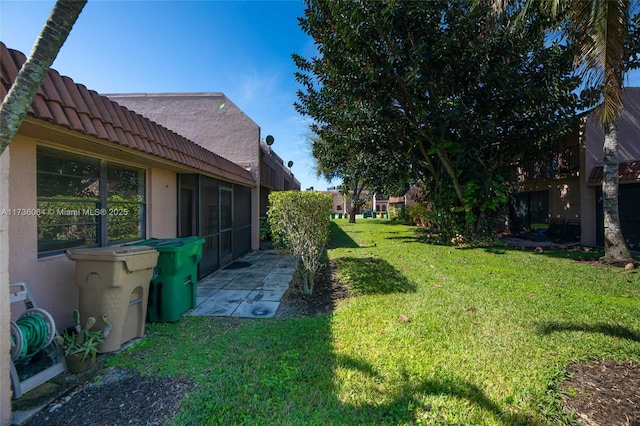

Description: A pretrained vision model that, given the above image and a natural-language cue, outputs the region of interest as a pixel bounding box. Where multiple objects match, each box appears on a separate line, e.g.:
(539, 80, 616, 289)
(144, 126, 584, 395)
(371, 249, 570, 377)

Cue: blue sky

(0, 0, 326, 190)
(1, 1, 639, 192)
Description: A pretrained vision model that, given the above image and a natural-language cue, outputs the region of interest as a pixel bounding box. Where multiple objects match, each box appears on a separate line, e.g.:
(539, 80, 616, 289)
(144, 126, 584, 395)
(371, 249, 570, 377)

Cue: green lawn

(109, 220, 640, 425)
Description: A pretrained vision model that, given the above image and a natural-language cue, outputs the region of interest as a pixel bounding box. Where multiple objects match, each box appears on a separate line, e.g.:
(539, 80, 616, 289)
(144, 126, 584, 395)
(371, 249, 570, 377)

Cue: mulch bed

(23, 369, 192, 425)
(274, 260, 350, 319)
(560, 359, 640, 426)
(21, 260, 639, 425)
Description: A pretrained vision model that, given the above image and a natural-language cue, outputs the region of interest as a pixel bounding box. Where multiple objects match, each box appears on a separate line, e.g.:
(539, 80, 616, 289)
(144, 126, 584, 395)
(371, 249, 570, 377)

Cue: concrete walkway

(190, 251, 297, 319)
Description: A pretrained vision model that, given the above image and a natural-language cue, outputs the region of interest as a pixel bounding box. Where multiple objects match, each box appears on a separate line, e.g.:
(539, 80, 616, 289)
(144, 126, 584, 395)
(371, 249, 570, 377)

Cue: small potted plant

(56, 309, 111, 373)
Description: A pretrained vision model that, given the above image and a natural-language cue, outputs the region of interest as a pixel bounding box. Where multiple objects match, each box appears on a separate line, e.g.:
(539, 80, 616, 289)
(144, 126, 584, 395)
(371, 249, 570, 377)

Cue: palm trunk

(600, 120, 633, 265)
(0, 0, 87, 154)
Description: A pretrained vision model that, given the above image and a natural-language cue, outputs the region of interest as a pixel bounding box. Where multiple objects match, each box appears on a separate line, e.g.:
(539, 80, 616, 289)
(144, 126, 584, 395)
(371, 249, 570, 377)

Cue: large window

(37, 147, 146, 255)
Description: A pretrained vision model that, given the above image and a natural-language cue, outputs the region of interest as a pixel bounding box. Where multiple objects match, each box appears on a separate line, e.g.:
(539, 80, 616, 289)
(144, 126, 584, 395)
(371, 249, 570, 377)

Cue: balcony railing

(517, 145, 580, 181)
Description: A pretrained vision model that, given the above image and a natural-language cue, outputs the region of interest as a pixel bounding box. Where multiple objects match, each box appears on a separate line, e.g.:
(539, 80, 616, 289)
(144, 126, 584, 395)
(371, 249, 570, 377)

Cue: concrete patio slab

(222, 279, 263, 291)
(246, 288, 288, 302)
(258, 281, 291, 291)
(198, 278, 229, 290)
(190, 251, 296, 318)
(232, 300, 280, 318)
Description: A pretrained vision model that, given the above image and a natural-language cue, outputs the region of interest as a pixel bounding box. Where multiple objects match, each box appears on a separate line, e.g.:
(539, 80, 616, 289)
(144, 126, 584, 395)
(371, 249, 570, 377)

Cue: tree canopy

(294, 0, 581, 240)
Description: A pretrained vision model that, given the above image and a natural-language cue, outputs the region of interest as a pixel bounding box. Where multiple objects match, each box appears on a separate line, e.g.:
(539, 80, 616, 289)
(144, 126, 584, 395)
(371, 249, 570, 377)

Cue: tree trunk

(349, 180, 360, 223)
(600, 120, 634, 265)
(0, 0, 87, 154)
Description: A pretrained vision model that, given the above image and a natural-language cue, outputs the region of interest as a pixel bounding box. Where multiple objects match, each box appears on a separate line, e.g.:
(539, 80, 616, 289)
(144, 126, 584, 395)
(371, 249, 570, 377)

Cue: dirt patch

(23, 368, 192, 425)
(560, 359, 640, 426)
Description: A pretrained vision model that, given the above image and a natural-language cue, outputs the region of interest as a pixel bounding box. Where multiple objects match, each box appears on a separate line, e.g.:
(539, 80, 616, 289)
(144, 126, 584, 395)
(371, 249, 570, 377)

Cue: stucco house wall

(105, 93, 260, 174)
(1, 150, 10, 425)
(7, 132, 181, 329)
(148, 168, 178, 238)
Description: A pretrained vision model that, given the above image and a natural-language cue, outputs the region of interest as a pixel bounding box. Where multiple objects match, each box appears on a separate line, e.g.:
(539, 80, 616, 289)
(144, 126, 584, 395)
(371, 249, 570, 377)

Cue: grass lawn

(109, 220, 640, 425)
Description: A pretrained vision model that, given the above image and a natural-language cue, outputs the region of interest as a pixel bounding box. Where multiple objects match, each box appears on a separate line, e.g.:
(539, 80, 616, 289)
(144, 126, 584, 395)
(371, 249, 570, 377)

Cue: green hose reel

(10, 307, 56, 363)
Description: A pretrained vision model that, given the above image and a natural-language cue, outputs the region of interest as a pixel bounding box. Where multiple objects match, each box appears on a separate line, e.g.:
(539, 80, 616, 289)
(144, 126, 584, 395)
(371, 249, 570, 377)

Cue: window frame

(37, 146, 147, 257)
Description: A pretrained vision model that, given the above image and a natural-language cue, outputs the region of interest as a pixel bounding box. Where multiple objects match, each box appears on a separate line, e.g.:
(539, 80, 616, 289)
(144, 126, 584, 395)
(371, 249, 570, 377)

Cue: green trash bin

(125, 237, 204, 322)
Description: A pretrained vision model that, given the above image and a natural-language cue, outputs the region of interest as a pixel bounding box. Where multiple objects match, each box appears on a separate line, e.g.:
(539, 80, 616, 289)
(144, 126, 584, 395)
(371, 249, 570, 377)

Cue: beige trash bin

(66, 246, 159, 353)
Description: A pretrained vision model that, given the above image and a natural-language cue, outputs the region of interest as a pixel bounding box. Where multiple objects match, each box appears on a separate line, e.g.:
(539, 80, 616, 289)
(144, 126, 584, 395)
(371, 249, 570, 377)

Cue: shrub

(259, 216, 270, 241)
(406, 204, 432, 227)
(388, 205, 407, 222)
(267, 191, 333, 294)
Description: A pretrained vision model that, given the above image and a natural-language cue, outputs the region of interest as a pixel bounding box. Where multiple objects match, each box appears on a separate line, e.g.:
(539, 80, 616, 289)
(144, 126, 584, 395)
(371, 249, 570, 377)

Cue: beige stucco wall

(8, 135, 78, 328)
(7, 135, 180, 331)
(107, 93, 261, 174)
(1, 149, 12, 422)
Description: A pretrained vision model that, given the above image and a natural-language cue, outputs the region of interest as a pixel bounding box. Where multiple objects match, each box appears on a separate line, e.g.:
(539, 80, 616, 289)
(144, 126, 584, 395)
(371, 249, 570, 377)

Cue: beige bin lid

(66, 246, 159, 272)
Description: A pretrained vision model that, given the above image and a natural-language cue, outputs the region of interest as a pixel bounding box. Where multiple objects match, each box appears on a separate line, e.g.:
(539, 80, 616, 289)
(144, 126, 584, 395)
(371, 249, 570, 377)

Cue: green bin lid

(124, 237, 205, 252)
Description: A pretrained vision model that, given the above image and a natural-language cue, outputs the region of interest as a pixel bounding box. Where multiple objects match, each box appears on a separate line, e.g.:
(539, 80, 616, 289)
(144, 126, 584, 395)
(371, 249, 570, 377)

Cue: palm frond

(570, 0, 630, 124)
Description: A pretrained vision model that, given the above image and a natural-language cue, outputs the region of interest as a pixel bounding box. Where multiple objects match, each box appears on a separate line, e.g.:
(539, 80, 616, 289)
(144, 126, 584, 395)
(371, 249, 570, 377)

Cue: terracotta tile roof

(0, 43, 255, 187)
(587, 161, 640, 184)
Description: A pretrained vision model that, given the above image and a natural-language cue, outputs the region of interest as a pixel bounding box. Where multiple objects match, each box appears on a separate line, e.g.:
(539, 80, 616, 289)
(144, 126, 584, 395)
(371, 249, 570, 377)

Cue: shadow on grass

(329, 221, 361, 249)
(332, 356, 542, 425)
(333, 256, 417, 294)
(536, 321, 640, 342)
(163, 316, 541, 425)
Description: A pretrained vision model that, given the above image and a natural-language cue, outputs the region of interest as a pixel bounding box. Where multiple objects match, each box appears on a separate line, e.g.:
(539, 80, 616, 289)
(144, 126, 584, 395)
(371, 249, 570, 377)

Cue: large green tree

(486, 0, 639, 264)
(294, 0, 580, 241)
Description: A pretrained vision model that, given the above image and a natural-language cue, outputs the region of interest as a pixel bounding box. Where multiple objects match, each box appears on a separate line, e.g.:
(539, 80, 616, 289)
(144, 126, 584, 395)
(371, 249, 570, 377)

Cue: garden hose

(10, 321, 23, 362)
(10, 308, 56, 363)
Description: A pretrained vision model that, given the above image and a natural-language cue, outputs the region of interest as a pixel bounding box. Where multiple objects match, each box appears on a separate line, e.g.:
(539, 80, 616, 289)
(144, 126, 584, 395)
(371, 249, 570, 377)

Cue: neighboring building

(322, 185, 423, 216)
(388, 184, 424, 209)
(512, 88, 640, 249)
(104, 93, 300, 219)
(324, 189, 348, 214)
(372, 194, 389, 213)
(322, 189, 370, 215)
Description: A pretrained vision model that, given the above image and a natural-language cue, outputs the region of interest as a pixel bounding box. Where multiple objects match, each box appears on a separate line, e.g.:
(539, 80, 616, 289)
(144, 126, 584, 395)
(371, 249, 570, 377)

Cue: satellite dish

(287, 161, 294, 168)
(266, 135, 275, 145)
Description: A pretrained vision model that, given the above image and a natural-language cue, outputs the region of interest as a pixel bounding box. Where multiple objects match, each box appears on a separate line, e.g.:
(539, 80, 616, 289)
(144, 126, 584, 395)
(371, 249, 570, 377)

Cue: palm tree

(0, 2, 85, 422)
(486, 0, 637, 265)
